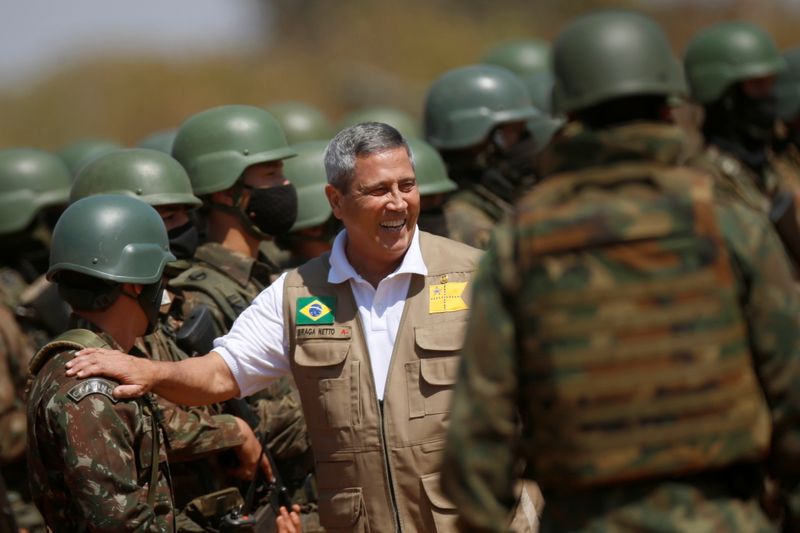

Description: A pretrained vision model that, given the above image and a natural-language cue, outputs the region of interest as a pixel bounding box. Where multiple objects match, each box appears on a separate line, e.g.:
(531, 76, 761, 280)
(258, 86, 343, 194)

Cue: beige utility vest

(283, 232, 480, 532)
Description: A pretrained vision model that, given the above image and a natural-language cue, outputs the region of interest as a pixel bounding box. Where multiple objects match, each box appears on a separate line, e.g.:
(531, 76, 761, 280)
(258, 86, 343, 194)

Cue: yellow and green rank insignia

(296, 296, 336, 325)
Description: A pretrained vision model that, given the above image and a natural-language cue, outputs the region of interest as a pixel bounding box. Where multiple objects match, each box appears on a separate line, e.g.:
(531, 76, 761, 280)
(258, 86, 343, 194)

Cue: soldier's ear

(325, 184, 344, 221)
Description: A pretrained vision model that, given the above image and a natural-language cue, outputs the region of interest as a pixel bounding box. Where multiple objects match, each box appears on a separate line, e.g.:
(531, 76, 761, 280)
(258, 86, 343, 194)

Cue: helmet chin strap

(207, 182, 271, 241)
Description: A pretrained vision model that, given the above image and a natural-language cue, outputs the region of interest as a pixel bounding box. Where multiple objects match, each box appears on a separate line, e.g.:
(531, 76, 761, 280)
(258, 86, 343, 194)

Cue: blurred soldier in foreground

(407, 137, 458, 238)
(685, 22, 800, 266)
(70, 149, 270, 531)
(169, 105, 321, 531)
(27, 194, 177, 530)
(266, 102, 334, 146)
(774, 48, 800, 189)
(277, 140, 339, 268)
(443, 10, 800, 532)
(424, 64, 540, 249)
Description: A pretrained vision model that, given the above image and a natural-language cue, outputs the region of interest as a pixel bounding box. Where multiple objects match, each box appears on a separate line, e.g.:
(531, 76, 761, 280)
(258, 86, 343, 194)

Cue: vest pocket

(317, 487, 370, 532)
(420, 472, 457, 532)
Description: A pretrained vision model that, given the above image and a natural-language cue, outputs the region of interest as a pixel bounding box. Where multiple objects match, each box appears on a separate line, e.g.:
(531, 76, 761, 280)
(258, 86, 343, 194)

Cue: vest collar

(328, 225, 428, 285)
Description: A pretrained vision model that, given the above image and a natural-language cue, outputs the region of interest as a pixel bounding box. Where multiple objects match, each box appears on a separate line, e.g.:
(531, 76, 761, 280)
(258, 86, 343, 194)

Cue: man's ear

(210, 188, 237, 207)
(325, 184, 344, 221)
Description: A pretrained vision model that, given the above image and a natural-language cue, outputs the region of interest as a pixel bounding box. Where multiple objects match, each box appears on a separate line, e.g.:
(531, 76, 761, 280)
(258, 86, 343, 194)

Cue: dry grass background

(2, 0, 799, 149)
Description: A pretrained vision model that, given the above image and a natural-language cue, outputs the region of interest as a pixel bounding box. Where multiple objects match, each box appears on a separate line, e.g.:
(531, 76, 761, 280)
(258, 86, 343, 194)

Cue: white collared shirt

(214, 226, 428, 400)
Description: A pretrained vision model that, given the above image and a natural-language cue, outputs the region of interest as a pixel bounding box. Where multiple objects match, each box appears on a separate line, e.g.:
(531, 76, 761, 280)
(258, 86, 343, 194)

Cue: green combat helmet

(775, 48, 800, 121)
(265, 102, 333, 145)
(70, 148, 201, 208)
(518, 70, 564, 151)
(424, 64, 539, 150)
(57, 138, 123, 178)
(553, 10, 687, 114)
(136, 129, 177, 154)
(407, 138, 457, 196)
(172, 105, 296, 196)
(481, 39, 551, 76)
(684, 21, 785, 105)
(282, 140, 331, 231)
(48, 194, 174, 285)
(0, 148, 72, 235)
(336, 107, 420, 139)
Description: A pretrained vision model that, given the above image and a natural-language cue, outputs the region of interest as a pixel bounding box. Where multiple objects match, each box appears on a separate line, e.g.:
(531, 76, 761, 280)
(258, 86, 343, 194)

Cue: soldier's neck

(206, 211, 260, 259)
(74, 309, 139, 352)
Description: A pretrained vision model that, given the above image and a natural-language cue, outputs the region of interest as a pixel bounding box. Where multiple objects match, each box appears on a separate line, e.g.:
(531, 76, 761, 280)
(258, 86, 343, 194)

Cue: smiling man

(65, 122, 502, 532)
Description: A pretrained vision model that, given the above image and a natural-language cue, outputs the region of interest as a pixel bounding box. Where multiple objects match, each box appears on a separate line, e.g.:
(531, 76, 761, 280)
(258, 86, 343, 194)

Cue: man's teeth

(380, 220, 405, 229)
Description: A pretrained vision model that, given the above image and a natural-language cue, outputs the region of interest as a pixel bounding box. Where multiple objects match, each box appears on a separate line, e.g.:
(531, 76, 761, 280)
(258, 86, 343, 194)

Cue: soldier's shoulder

(31, 350, 121, 412)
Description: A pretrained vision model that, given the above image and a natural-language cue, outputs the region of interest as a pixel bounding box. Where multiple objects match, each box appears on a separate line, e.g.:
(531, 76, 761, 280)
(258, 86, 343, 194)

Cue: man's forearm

(150, 352, 240, 406)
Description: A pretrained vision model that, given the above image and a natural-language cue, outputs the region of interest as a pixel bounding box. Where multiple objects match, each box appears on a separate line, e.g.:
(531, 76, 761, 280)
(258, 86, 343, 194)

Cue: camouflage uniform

(441, 123, 800, 532)
(27, 324, 175, 531)
(444, 183, 513, 250)
(169, 242, 320, 530)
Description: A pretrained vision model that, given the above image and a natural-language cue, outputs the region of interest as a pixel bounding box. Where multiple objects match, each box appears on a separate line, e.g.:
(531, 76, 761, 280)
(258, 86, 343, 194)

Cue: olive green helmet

(172, 105, 296, 196)
(71, 148, 201, 208)
(337, 107, 420, 139)
(283, 140, 332, 231)
(774, 48, 800, 120)
(0, 148, 72, 235)
(684, 21, 785, 105)
(424, 64, 539, 150)
(481, 39, 551, 76)
(57, 138, 123, 178)
(265, 102, 333, 145)
(552, 10, 686, 114)
(136, 129, 177, 154)
(48, 194, 175, 283)
(407, 138, 457, 196)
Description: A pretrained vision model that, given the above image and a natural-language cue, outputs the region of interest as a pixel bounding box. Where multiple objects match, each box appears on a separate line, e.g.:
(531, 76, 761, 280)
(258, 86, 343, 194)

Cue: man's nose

(386, 186, 408, 210)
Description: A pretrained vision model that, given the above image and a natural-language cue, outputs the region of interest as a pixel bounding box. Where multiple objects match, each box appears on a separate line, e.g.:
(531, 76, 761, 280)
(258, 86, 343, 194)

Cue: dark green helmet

(283, 140, 332, 231)
(684, 21, 784, 105)
(407, 138, 457, 196)
(481, 39, 551, 76)
(552, 10, 686, 114)
(424, 64, 539, 150)
(57, 138, 124, 178)
(136, 129, 177, 154)
(265, 102, 333, 145)
(337, 107, 420, 139)
(172, 105, 296, 196)
(777, 48, 800, 121)
(519, 70, 554, 114)
(48, 194, 174, 283)
(0, 148, 72, 235)
(71, 149, 201, 208)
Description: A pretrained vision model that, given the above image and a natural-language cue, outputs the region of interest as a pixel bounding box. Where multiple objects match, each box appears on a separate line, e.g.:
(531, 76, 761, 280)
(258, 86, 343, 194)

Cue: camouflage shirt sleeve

(0, 308, 27, 463)
(40, 356, 173, 531)
(441, 225, 519, 532)
(156, 398, 245, 463)
(715, 201, 800, 513)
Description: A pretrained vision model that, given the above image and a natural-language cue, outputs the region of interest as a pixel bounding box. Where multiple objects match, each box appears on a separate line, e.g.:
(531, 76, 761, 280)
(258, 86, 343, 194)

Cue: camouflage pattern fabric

(441, 123, 800, 532)
(27, 326, 175, 531)
(444, 184, 512, 250)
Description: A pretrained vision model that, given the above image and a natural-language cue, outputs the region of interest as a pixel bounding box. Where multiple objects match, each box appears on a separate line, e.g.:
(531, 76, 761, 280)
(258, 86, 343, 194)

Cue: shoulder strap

(169, 265, 251, 327)
(29, 328, 109, 375)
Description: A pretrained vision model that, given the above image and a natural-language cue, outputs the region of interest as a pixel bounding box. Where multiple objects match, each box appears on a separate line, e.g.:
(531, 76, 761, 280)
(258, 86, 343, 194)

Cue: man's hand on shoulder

(65, 348, 156, 399)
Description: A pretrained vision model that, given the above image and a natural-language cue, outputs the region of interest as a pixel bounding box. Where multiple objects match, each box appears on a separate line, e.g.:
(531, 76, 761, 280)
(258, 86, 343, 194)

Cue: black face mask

(706, 85, 778, 148)
(242, 184, 298, 238)
(167, 221, 199, 260)
(137, 280, 165, 336)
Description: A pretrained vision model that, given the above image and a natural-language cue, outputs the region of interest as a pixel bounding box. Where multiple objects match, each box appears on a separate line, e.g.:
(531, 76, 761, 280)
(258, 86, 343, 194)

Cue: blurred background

(1, 0, 798, 148)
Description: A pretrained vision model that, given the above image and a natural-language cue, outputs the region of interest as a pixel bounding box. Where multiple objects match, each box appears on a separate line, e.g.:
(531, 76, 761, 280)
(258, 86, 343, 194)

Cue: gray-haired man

(66, 123, 536, 532)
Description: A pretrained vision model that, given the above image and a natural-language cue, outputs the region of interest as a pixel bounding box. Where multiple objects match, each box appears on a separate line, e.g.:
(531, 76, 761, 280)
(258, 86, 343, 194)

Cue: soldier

(266, 102, 334, 145)
(442, 10, 800, 531)
(481, 38, 551, 76)
(684, 22, 800, 264)
(57, 138, 123, 180)
(407, 137, 458, 238)
(773, 48, 800, 188)
(168, 105, 321, 531)
(277, 140, 340, 268)
(137, 129, 178, 154)
(69, 149, 271, 531)
(27, 194, 177, 530)
(424, 64, 540, 249)
(337, 106, 421, 139)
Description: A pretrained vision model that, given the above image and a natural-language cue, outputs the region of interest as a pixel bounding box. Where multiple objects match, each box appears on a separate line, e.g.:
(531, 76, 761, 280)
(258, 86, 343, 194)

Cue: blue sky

(0, 0, 268, 89)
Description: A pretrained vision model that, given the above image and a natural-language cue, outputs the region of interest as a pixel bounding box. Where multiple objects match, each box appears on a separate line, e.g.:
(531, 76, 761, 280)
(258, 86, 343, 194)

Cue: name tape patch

(67, 378, 119, 404)
(296, 326, 352, 340)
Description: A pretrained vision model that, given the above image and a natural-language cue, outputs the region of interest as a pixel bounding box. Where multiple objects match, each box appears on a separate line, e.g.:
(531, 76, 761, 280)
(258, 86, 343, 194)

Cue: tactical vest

(283, 231, 481, 532)
(511, 164, 772, 491)
(29, 329, 166, 509)
(169, 265, 256, 329)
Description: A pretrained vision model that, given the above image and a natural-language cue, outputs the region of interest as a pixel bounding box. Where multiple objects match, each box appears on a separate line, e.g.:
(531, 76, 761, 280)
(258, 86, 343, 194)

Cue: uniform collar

(328, 225, 427, 285)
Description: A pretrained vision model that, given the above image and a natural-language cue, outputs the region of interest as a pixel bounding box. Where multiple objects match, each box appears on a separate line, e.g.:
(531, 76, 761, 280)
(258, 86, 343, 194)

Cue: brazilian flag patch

(296, 296, 335, 325)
